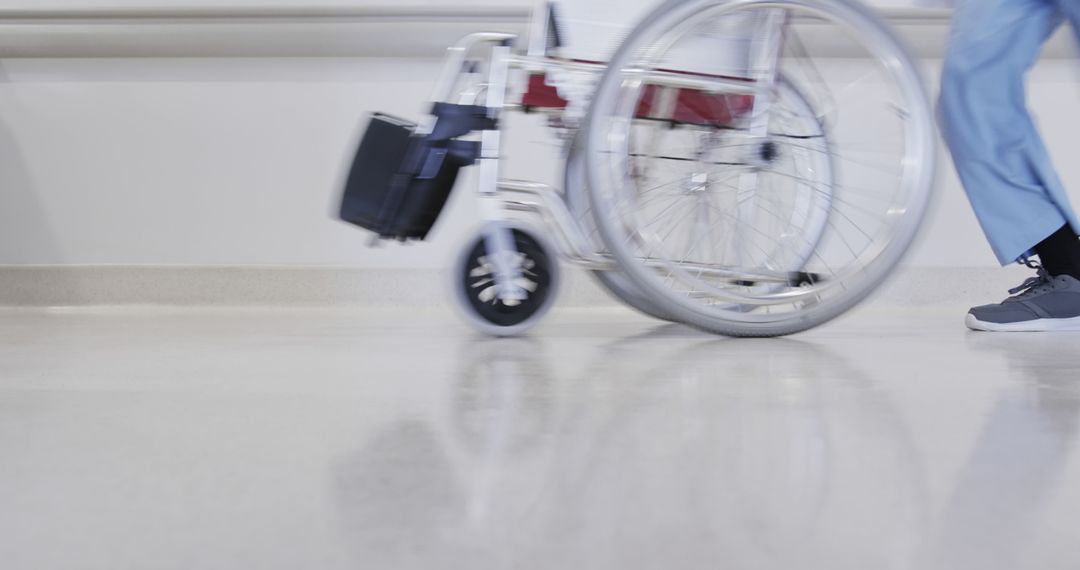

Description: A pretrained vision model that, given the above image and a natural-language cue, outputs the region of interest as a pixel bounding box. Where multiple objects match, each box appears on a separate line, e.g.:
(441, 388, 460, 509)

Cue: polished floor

(1, 306, 1079, 570)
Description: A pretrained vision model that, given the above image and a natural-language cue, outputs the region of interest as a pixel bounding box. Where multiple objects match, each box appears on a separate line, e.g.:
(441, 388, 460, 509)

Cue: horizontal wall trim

(0, 6, 949, 24)
(0, 5, 979, 60)
(0, 5, 534, 24)
(0, 5, 534, 58)
(0, 265, 1031, 309)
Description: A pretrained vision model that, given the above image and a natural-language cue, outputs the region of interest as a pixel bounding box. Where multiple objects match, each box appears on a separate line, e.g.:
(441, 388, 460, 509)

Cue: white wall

(0, 2, 1076, 270)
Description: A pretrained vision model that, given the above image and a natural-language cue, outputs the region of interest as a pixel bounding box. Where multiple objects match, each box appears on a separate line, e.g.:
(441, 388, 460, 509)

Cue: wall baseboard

(0, 265, 1030, 309)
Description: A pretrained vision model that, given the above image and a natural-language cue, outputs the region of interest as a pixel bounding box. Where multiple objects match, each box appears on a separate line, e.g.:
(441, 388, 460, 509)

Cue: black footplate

(732, 272, 825, 288)
(338, 104, 495, 240)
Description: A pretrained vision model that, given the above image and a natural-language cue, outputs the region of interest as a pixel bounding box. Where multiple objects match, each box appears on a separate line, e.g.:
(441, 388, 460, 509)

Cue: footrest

(338, 104, 492, 240)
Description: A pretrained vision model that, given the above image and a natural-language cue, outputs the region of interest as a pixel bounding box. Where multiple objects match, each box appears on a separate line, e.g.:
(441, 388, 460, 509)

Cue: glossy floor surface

(2, 306, 1079, 570)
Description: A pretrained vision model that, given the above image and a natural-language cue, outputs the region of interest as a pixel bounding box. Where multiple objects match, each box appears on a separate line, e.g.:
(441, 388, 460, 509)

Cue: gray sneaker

(967, 266, 1080, 332)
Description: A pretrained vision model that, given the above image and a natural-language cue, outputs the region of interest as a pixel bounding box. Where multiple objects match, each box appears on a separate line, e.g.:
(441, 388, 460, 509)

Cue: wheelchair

(339, 0, 936, 337)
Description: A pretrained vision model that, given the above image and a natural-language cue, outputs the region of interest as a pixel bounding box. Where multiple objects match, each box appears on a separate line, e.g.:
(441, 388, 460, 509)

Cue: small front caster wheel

(452, 224, 560, 336)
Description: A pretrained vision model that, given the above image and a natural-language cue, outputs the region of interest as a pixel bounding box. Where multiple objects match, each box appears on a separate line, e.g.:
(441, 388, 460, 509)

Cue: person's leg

(1030, 1, 1080, 280)
(939, 0, 1080, 266)
(1033, 224, 1080, 279)
(942, 0, 1080, 331)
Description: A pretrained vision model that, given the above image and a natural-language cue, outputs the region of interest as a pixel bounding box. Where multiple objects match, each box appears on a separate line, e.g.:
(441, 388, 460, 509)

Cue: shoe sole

(966, 313, 1080, 332)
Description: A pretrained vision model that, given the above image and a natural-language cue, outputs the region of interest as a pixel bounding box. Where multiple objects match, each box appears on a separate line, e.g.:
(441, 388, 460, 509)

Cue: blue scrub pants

(939, 0, 1080, 264)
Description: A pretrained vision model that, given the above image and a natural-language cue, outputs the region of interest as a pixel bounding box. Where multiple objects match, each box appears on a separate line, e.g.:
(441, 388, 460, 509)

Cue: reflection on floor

(1, 307, 1078, 570)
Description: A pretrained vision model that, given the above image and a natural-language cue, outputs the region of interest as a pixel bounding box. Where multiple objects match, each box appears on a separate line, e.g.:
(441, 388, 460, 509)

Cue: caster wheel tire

(452, 224, 560, 337)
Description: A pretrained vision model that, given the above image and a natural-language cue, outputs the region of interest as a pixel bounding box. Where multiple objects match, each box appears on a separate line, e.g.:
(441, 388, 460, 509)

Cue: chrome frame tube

(429, 32, 517, 105)
(425, 29, 803, 289)
(496, 180, 612, 269)
(477, 42, 529, 302)
(734, 9, 789, 268)
(507, 54, 761, 95)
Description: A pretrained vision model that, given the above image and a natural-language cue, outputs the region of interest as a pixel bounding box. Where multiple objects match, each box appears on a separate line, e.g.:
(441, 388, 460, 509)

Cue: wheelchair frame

(427, 3, 790, 303)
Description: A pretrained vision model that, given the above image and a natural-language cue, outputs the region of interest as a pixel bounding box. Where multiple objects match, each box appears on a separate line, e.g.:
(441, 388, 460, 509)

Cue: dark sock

(1034, 224, 1080, 279)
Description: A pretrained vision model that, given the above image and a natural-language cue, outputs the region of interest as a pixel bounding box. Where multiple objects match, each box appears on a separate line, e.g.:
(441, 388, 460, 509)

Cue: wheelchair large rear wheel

(583, 0, 935, 337)
(565, 75, 833, 325)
